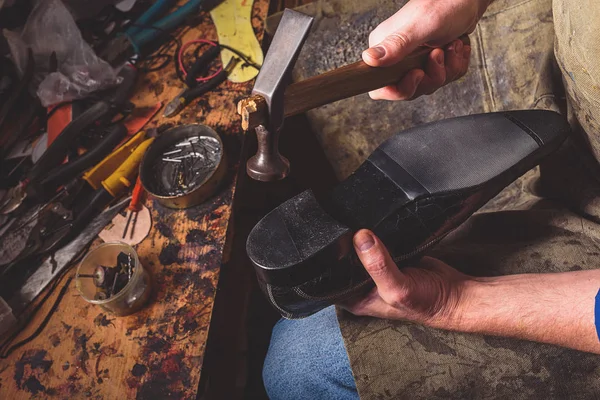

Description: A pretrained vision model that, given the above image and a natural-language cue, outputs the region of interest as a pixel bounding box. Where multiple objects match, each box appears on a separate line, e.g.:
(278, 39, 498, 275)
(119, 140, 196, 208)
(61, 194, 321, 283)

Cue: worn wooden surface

(0, 1, 268, 398)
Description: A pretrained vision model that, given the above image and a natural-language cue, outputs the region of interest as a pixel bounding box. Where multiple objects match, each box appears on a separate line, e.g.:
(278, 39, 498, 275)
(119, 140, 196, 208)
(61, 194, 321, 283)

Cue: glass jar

(76, 242, 151, 316)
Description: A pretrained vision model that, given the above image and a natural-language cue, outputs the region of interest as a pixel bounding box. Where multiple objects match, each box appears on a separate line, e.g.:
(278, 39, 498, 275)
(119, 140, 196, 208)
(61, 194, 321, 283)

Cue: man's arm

(342, 230, 600, 354)
(455, 271, 600, 353)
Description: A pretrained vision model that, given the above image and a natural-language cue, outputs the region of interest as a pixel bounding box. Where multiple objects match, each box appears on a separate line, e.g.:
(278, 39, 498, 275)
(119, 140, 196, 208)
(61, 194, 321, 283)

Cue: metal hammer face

(238, 9, 314, 182)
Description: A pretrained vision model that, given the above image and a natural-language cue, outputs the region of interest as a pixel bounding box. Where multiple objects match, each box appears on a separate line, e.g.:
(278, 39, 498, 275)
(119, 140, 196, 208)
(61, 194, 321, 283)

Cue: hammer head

(238, 9, 314, 181)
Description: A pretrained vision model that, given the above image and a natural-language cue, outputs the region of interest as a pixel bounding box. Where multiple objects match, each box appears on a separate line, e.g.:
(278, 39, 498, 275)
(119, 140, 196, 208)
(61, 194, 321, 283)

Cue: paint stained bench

(0, 1, 268, 398)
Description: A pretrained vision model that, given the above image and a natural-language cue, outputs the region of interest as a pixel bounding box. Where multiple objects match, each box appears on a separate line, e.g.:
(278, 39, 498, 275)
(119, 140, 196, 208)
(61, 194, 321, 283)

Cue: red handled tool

(122, 176, 144, 239)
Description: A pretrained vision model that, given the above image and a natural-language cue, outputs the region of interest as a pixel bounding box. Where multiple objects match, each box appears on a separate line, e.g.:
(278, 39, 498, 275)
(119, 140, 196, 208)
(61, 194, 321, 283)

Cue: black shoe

(247, 110, 570, 319)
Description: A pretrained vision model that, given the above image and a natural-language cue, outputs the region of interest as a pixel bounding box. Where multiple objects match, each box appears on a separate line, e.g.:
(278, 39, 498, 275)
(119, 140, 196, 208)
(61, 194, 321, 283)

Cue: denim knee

(263, 306, 358, 400)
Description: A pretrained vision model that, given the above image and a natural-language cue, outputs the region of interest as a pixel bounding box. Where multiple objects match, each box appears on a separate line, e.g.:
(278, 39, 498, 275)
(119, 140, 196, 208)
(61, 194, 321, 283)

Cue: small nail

(365, 46, 386, 60)
(355, 231, 375, 252)
(455, 40, 463, 54)
(435, 52, 444, 66)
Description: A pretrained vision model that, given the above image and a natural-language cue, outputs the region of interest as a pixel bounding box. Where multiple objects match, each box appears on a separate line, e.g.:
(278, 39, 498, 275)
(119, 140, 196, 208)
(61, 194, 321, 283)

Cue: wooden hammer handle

(283, 35, 470, 118)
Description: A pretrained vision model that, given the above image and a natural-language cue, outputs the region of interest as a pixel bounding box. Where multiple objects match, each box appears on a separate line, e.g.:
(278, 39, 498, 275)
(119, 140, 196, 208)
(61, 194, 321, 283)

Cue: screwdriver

(122, 176, 144, 239)
(0, 136, 154, 279)
(69, 137, 155, 236)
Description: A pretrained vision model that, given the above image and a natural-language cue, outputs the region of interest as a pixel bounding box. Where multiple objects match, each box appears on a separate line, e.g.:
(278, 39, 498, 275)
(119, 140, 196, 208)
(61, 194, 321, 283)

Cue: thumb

(353, 230, 405, 296)
(362, 1, 436, 67)
(362, 2, 442, 67)
(363, 31, 420, 67)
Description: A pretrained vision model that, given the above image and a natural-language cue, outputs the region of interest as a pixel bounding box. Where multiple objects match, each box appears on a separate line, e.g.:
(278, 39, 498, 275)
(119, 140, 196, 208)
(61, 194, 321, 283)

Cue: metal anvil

(237, 9, 468, 181)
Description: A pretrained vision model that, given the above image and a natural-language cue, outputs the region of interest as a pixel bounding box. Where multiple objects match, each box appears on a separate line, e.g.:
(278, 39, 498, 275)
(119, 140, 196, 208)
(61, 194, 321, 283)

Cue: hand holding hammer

(238, 9, 470, 182)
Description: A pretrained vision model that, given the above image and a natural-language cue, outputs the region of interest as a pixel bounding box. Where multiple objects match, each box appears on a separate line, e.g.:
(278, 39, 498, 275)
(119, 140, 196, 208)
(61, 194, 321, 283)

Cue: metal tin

(139, 124, 227, 209)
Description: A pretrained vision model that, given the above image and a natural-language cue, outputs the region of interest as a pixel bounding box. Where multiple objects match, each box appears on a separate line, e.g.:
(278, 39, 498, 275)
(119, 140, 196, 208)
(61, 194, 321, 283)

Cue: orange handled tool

(122, 176, 145, 239)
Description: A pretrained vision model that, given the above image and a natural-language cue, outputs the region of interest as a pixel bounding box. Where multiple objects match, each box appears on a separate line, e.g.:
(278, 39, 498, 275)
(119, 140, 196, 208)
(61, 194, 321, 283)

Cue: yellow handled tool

(83, 130, 149, 189)
(71, 136, 155, 233)
(102, 138, 154, 197)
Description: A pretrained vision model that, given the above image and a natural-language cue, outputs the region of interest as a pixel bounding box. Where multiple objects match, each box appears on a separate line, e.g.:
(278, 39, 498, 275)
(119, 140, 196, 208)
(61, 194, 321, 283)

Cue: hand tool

(210, 0, 264, 83)
(163, 43, 240, 118)
(26, 66, 137, 197)
(0, 66, 137, 213)
(0, 205, 40, 267)
(32, 123, 129, 199)
(122, 176, 144, 239)
(0, 122, 127, 218)
(83, 129, 148, 189)
(0, 123, 127, 261)
(7, 179, 82, 236)
(101, 0, 203, 66)
(237, 9, 470, 181)
(0, 136, 154, 299)
(5, 196, 130, 317)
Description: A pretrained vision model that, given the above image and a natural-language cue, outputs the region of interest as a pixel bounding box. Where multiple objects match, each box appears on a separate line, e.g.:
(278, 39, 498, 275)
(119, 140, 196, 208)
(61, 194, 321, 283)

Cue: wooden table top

(0, 1, 268, 398)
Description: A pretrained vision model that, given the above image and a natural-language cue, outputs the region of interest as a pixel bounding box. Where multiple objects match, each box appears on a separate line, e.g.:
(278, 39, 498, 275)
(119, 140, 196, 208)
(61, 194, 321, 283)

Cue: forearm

(440, 270, 600, 353)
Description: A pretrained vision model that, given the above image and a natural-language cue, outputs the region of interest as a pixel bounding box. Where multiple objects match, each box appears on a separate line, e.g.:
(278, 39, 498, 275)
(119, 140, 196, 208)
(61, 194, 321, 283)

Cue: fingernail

(354, 231, 375, 252)
(365, 46, 386, 60)
(464, 45, 472, 58)
(415, 73, 424, 86)
(455, 40, 463, 54)
(435, 52, 444, 65)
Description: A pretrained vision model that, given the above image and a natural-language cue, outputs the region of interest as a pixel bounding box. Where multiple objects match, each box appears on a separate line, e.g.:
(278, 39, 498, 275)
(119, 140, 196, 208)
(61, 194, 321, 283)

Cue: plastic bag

(3, 0, 120, 107)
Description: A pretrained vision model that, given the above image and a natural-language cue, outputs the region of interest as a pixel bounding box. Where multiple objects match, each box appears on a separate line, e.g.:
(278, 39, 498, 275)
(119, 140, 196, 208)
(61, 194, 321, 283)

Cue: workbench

(0, 1, 268, 398)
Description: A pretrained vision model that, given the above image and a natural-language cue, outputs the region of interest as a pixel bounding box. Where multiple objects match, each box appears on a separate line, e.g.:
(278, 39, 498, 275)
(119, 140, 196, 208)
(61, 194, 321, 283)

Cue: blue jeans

(263, 306, 359, 400)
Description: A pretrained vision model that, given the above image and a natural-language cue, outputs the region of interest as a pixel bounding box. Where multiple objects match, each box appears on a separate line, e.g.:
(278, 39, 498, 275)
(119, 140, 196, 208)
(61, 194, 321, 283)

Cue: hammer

(238, 9, 469, 182)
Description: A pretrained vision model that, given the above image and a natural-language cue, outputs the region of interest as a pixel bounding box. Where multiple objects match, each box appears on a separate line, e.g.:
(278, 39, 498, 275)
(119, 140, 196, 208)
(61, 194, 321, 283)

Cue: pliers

(0, 66, 137, 215)
(0, 132, 155, 300)
(163, 44, 239, 118)
(101, 0, 203, 66)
